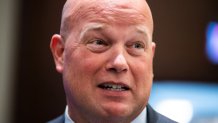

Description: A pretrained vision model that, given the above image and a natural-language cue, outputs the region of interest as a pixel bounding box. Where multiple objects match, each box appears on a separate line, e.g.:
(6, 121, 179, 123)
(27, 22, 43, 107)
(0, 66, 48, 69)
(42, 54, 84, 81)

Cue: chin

(99, 106, 135, 123)
(102, 103, 133, 117)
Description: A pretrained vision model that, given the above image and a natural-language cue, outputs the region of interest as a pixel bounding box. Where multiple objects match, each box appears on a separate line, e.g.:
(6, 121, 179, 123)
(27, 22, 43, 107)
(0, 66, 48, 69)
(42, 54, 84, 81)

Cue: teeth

(112, 85, 117, 89)
(99, 83, 128, 91)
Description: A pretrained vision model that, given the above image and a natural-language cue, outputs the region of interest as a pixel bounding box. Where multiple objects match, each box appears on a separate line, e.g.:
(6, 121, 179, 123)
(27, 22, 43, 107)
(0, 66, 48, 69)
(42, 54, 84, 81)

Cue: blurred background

(0, 0, 217, 122)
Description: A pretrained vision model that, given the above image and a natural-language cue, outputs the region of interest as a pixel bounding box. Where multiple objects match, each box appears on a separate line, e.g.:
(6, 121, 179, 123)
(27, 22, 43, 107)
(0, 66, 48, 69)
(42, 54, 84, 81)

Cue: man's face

(51, 0, 155, 122)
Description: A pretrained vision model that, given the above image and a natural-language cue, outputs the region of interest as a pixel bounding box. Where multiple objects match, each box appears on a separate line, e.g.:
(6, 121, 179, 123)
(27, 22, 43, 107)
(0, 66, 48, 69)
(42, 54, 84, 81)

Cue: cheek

(65, 46, 94, 70)
(63, 47, 103, 86)
(133, 56, 153, 79)
(131, 56, 153, 94)
(129, 58, 153, 109)
(62, 49, 98, 100)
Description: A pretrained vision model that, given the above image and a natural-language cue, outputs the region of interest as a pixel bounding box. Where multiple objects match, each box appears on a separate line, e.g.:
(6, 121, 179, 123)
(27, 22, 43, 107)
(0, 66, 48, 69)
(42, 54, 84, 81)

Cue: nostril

(108, 68, 117, 73)
(107, 67, 127, 73)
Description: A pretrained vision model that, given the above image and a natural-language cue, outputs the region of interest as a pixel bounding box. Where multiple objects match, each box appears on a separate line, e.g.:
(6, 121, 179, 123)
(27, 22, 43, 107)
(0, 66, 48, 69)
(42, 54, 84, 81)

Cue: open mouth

(98, 83, 130, 91)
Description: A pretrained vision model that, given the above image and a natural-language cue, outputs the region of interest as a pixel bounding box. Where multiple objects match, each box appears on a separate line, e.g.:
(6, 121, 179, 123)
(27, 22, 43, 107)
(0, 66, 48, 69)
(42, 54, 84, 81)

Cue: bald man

(49, 0, 176, 123)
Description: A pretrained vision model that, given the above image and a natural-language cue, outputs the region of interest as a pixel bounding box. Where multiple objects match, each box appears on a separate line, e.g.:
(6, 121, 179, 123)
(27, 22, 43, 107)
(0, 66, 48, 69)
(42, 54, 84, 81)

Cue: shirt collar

(132, 107, 147, 123)
(64, 106, 147, 123)
(65, 106, 74, 123)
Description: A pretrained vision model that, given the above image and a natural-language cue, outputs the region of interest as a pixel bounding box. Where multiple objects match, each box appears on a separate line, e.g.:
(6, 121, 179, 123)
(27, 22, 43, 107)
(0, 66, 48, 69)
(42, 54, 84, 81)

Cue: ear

(50, 34, 64, 73)
(151, 42, 156, 58)
(151, 42, 156, 78)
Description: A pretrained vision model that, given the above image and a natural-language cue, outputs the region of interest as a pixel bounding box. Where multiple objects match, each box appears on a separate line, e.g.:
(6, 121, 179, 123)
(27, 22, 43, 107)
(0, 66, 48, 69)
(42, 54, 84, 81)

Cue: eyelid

(134, 41, 145, 48)
(125, 40, 148, 56)
(87, 38, 109, 46)
(127, 40, 146, 49)
(86, 38, 110, 53)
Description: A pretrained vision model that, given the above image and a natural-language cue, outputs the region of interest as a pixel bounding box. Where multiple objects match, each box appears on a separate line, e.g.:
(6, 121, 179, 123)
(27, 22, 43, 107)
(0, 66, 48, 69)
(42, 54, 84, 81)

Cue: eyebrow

(136, 25, 150, 39)
(79, 23, 105, 40)
(79, 23, 151, 42)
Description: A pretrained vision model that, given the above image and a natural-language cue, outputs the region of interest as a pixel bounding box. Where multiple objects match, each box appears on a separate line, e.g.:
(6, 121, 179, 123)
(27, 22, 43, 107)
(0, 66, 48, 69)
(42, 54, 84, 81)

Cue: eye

(86, 39, 109, 53)
(126, 41, 146, 55)
(127, 41, 145, 50)
(132, 42, 145, 49)
(93, 39, 106, 46)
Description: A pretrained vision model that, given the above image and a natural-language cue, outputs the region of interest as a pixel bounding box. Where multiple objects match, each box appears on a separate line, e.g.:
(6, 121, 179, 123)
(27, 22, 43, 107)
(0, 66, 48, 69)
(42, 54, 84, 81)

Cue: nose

(105, 53, 129, 73)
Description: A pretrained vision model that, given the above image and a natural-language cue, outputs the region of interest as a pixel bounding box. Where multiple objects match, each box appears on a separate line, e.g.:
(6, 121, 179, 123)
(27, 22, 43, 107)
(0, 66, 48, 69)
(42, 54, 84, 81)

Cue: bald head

(60, 0, 153, 40)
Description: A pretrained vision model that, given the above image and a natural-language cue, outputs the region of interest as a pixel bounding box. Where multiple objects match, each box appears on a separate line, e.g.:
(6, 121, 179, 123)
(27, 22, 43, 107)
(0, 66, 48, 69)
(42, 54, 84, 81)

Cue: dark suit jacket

(47, 105, 177, 123)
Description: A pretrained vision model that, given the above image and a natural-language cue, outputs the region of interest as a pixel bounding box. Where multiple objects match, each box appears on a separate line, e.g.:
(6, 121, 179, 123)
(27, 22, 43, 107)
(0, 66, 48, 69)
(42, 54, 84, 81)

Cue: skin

(50, 0, 156, 123)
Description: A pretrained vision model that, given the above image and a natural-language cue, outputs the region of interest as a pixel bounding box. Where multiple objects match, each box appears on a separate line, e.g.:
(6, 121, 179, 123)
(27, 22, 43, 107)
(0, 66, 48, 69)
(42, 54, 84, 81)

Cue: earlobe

(50, 34, 64, 73)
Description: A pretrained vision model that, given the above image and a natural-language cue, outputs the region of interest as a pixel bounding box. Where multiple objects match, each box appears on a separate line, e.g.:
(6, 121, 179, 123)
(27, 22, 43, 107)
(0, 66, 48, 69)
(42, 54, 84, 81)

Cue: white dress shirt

(64, 106, 147, 123)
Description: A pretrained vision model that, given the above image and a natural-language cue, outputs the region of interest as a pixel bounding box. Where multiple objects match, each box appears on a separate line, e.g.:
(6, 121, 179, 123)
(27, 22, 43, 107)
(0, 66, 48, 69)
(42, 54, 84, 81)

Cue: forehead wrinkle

(61, 0, 153, 39)
(79, 23, 105, 40)
(60, 1, 105, 39)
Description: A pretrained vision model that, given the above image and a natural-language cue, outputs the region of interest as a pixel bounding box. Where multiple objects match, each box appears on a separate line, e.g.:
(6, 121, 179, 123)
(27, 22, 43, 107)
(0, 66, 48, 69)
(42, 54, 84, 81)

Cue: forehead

(61, 0, 153, 36)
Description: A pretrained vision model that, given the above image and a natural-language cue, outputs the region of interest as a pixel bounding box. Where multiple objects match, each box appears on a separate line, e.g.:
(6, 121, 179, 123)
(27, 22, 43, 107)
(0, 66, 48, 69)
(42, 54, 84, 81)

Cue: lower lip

(97, 87, 130, 98)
